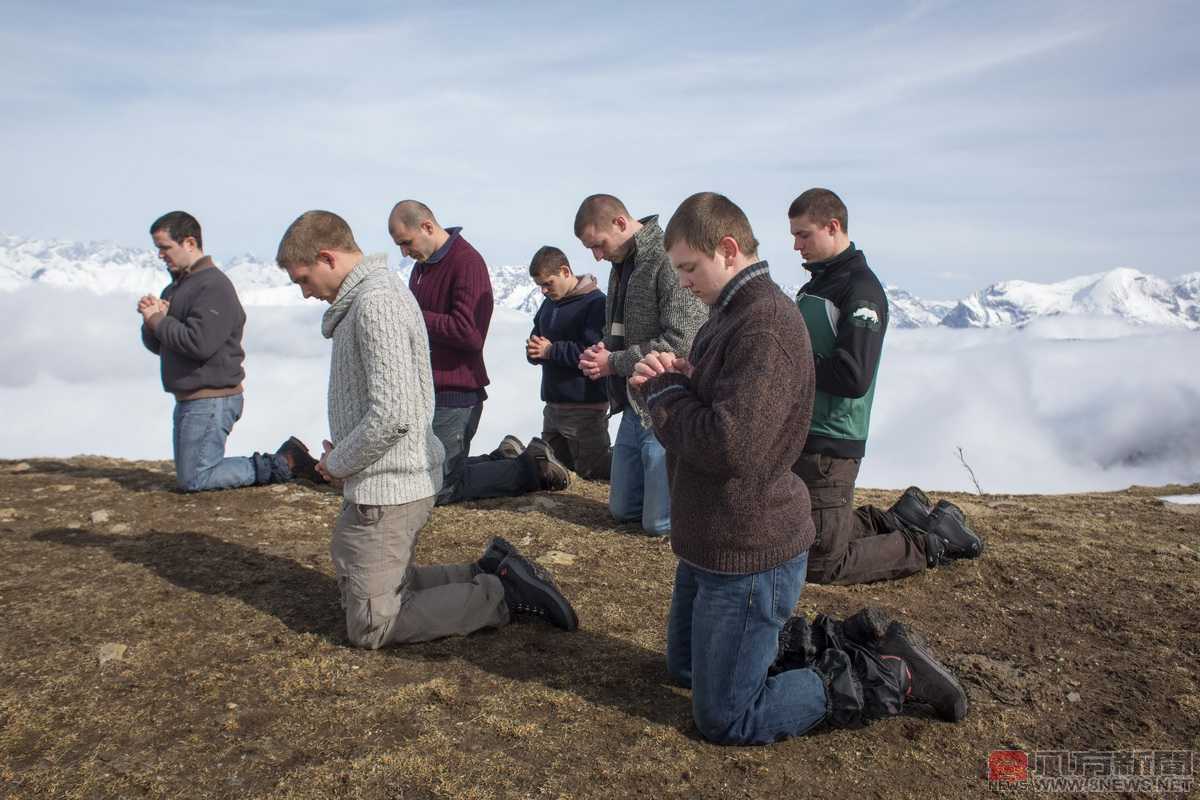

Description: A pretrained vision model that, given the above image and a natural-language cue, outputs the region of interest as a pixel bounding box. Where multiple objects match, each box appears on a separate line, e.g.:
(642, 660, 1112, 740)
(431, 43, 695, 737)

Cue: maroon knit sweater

(408, 232, 494, 396)
(640, 264, 816, 574)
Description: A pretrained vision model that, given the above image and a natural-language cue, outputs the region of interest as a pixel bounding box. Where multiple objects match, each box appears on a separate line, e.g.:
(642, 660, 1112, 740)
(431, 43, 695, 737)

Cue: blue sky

(3, 0, 1197, 296)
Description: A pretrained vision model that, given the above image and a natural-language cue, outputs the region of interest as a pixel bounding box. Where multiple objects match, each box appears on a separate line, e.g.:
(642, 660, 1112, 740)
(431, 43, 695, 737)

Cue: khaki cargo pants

(330, 497, 509, 648)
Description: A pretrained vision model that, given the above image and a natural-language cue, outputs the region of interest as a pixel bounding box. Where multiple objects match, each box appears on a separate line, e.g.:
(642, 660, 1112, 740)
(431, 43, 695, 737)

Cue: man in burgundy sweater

(389, 200, 568, 504)
(631, 192, 967, 744)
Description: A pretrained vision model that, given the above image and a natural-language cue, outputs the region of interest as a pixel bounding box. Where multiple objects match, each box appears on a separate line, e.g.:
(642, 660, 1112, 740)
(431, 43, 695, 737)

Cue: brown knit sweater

(640, 262, 816, 574)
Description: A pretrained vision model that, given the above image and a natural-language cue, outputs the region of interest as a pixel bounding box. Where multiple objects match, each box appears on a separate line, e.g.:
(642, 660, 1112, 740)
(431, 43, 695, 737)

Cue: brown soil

(1, 457, 1197, 799)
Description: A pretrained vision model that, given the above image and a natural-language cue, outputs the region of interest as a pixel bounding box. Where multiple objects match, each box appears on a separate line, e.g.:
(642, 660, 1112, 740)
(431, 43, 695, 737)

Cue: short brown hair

(574, 194, 630, 237)
(276, 210, 361, 269)
(663, 192, 758, 258)
(788, 188, 848, 233)
(529, 245, 570, 278)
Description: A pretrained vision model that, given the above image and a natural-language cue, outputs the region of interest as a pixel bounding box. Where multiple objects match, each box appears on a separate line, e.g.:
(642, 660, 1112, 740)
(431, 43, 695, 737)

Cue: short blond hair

(276, 210, 361, 268)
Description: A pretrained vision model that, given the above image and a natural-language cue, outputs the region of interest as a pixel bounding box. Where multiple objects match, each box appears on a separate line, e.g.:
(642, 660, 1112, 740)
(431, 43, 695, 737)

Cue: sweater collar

(714, 260, 771, 311)
(171, 255, 215, 283)
(626, 215, 660, 262)
(421, 226, 462, 265)
(804, 242, 858, 274)
(322, 253, 389, 338)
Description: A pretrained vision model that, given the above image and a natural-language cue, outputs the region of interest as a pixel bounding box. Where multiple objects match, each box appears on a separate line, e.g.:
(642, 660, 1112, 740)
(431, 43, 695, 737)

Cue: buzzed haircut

(663, 192, 759, 258)
(389, 199, 439, 230)
(149, 211, 203, 251)
(573, 194, 631, 237)
(275, 210, 362, 269)
(788, 188, 849, 233)
(529, 245, 571, 278)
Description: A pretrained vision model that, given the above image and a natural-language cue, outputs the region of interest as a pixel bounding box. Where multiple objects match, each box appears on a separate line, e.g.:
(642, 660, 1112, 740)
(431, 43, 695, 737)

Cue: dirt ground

(0, 456, 1197, 799)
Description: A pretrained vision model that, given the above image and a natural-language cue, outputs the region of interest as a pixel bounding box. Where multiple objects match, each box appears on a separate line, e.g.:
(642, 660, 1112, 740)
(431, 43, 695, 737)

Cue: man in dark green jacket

(788, 189, 983, 585)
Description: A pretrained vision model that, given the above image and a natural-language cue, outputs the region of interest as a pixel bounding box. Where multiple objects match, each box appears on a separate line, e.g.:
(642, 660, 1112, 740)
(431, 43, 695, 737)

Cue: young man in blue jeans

(139, 211, 322, 491)
(574, 194, 707, 535)
(632, 193, 968, 744)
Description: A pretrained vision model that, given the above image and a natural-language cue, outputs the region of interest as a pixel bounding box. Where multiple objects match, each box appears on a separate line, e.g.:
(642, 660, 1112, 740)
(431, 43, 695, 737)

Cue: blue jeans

(432, 403, 483, 503)
(172, 395, 287, 492)
(666, 551, 829, 744)
(609, 410, 670, 535)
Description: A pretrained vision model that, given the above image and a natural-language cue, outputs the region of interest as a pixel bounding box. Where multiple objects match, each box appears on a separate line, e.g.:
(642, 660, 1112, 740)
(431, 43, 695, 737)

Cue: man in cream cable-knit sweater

(276, 210, 578, 647)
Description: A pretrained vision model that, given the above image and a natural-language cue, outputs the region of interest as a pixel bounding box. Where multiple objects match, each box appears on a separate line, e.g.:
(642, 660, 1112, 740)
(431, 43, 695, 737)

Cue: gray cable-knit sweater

(322, 254, 445, 505)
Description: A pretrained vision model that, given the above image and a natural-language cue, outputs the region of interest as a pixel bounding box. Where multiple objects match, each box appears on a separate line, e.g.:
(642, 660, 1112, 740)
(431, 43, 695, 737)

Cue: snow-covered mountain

(940, 268, 1200, 330)
(773, 278, 955, 329)
(3, 234, 1197, 330)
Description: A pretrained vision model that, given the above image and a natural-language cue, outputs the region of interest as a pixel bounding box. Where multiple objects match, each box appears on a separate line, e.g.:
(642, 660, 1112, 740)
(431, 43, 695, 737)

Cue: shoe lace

(510, 602, 546, 617)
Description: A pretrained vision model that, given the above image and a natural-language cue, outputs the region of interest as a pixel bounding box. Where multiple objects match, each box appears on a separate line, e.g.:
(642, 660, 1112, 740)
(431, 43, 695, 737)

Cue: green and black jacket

(794, 244, 888, 459)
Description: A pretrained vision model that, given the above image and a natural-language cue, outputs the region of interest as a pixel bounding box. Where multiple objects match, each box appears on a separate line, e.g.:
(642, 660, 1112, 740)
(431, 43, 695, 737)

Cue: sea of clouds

(2, 284, 1198, 495)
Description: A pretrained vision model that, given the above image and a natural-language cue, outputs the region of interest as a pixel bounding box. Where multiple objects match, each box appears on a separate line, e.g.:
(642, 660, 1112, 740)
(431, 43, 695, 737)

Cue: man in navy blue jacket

(522, 246, 611, 479)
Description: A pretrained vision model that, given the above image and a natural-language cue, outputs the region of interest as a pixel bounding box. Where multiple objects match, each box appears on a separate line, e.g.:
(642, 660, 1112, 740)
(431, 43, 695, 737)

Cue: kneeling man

(276, 210, 577, 647)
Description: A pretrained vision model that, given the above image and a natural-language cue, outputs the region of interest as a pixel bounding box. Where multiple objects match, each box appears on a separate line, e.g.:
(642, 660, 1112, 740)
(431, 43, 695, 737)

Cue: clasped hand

(629, 351, 693, 389)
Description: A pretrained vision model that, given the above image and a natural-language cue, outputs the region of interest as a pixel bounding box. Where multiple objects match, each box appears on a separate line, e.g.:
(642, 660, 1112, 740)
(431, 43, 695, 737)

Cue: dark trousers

(437, 451, 538, 506)
(792, 453, 927, 585)
(542, 404, 611, 480)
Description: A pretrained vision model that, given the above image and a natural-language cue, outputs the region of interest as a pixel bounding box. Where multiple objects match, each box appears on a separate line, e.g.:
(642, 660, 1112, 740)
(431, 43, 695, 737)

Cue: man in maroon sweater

(631, 192, 967, 744)
(389, 200, 568, 504)
(389, 200, 492, 493)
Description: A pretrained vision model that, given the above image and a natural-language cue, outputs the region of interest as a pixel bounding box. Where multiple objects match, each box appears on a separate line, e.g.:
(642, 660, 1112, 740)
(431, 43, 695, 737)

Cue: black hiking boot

(925, 532, 951, 567)
(525, 437, 570, 491)
(926, 500, 984, 560)
(491, 435, 525, 459)
(890, 486, 933, 530)
(875, 621, 969, 722)
(497, 553, 579, 631)
(774, 607, 891, 673)
(276, 436, 327, 484)
(476, 536, 519, 575)
(811, 645, 910, 727)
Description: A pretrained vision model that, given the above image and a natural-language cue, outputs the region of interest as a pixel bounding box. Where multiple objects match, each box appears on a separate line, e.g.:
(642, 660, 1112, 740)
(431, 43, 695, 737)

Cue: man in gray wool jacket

(574, 194, 708, 536)
(276, 210, 577, 647)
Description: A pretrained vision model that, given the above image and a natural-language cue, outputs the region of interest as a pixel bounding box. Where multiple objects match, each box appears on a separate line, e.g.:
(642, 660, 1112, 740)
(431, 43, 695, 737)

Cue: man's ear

(317, 249, 336, 269)
(719, 235, 739, 264)
(827, 218, 843, 237)
(182, 236, 199, 252)
(613, 215, 628, 233)
(421, 219, 437, 235)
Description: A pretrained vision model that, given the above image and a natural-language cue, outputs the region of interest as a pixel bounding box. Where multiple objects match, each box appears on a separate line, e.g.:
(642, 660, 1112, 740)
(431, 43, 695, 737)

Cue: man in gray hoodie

(276, 210, 578, 647)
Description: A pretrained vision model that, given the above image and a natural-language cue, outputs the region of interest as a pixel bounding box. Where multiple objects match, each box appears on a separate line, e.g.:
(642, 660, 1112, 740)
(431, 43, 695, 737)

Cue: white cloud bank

(1, 286, 1197, 494)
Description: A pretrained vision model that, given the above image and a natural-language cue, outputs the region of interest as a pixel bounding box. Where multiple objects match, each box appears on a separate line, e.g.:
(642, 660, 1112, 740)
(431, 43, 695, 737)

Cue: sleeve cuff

(643, 372, 690, 410)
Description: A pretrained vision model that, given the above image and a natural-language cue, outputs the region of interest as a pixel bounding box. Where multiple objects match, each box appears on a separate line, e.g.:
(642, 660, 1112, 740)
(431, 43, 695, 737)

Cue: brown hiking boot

(492, 435, 526, 459)
(276, 436, 326, 484)
(525, 437, 570, 491)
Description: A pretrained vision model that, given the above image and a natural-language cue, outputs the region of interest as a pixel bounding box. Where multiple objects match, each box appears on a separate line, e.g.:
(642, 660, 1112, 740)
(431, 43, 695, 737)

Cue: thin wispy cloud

(1, 1, 1197, 296)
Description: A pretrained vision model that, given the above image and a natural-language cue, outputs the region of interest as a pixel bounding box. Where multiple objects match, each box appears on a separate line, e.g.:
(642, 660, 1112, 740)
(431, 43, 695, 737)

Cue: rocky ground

(1, 456, 1197, 799)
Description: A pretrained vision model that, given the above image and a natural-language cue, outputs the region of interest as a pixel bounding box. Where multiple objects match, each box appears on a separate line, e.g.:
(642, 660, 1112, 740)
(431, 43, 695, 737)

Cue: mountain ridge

(3, 233, 1197, 330)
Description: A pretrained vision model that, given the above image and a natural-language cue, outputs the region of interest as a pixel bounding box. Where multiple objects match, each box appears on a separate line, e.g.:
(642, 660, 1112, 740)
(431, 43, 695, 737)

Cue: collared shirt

(714, 260, 771, 311)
